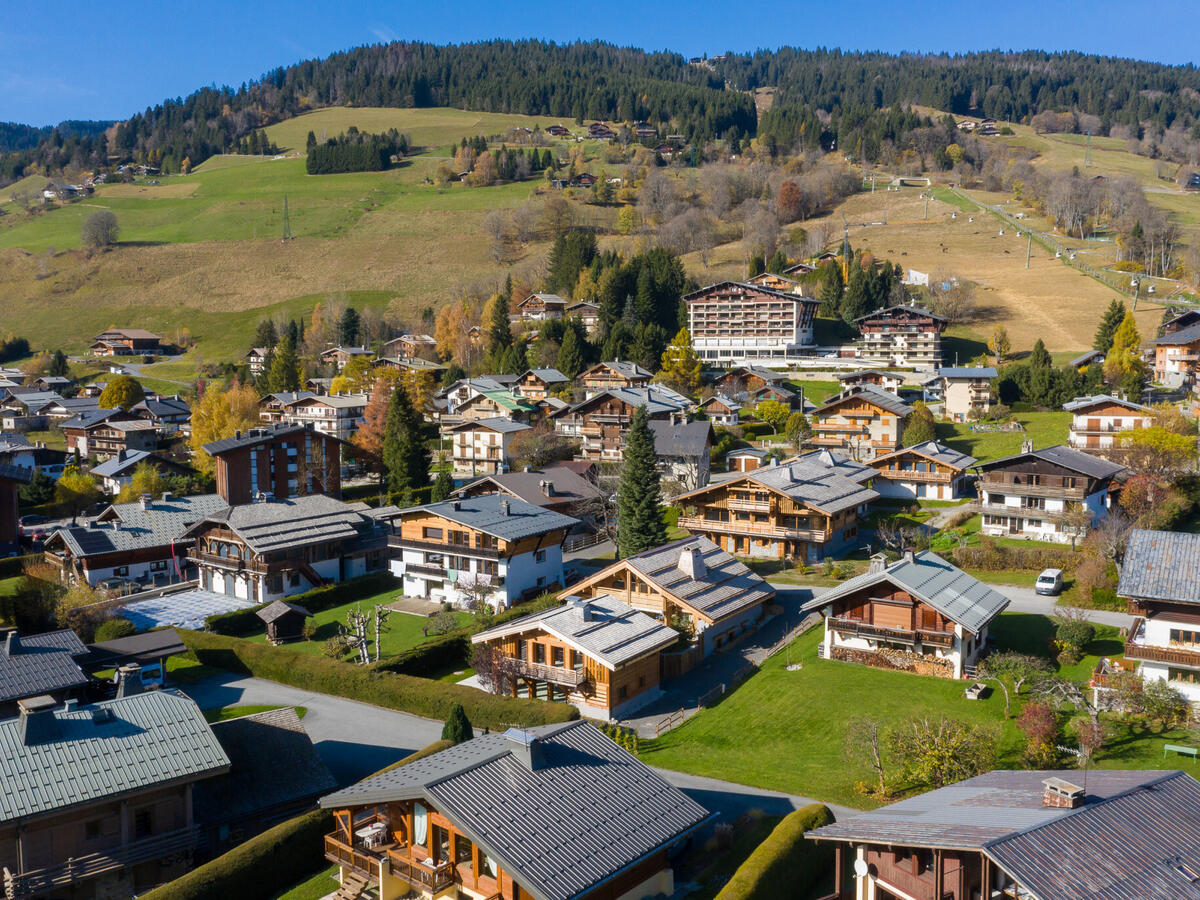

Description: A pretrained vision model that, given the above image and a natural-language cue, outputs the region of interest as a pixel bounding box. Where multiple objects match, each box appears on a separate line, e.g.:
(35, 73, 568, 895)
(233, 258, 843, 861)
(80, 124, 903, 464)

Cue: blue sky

(2, 0, 1196, 127)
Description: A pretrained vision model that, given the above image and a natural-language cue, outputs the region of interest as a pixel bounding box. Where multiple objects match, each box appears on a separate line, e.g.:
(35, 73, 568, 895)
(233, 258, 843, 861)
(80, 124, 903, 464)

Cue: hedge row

(142, 742, 453, 900)
(179, 630, 578, 729)
(0, 554, 38, 580)
(204, 571, 397, 636)
(714, 804, 834, 900)
(951, 540, 1079, 573)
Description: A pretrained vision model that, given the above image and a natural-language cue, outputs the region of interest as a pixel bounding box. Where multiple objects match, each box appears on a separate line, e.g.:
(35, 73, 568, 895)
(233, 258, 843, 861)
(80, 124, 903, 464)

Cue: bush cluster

(179, 630, 578, 730)
(713, 804, 834, 900)
(203, 572, 396, 636)
(951, 539, 1078, 573)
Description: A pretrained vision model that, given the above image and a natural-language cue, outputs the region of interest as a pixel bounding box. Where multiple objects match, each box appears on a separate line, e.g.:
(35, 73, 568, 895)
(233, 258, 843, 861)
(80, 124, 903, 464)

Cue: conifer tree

(486, 293, 512, 356)
(557, 326, 584, 379)
(840, 264, 870, 325)
(1029, 338, 1051, 369)
(383, 385, 428, 495)
(431, 469, 454, 502)
(617, 406, 668, 558)
(338, 307, 361, 346)
(819, 264, 844, 317)
(268, 332, 301, 392)
(1093, 299, 1126, 353)
(441, 703, 472, 744)
(253, 318, 278, 350)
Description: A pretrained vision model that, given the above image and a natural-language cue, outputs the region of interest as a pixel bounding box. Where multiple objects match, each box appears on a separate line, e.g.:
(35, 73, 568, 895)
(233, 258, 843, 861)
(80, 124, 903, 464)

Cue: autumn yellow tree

(352, 370, 403, 471)
(330, 355, 375, 395)
(403, 368, 436, 414)
(435, 300, 480, 366)
(116, 462, 168, 503)
(188, 380, 260, 476)
(655, 328, 703, 397)
(1103, 312, 1144, 381)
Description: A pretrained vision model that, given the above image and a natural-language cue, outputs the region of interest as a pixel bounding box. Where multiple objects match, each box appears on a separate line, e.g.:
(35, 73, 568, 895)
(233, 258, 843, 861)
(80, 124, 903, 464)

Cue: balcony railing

(389, 537, 501, 560)
(677, 514, 828, 542)
(1125, 617, 1200, 669)
(510, 657, 586, 687)
(324, 834, 380, 882)
(829, 616, 955, 649)
(386, 850, 455, 893)
(874, 469, 953, 483)
(4, 827, 200, 898)
(726, 497, 771, 512)
(978, 479, 1088, 501)
(405, 563, 448, 579)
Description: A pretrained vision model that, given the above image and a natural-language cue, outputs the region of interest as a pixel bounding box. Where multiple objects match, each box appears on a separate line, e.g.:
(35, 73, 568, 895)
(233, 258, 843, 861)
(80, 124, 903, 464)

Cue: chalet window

(517, 640, 527, 660)
(552, 646, 565, 667)
(114, 566, 128, 577)
(1170, 667, 1200, 684)
(455, 834, 473, 866)
(422, 527, 444, 541)
(533, 643, 545, 664)
(570, 650, 583, 671)
(917, 849, 934, 876)
(133, 809, 153, 839)
(1170, 629, 1200, 646)
(535, 549, 547, 564)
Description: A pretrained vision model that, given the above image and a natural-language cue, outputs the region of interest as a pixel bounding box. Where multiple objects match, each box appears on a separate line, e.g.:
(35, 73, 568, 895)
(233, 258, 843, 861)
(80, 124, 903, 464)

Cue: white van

(1035, 569, 1064, 596)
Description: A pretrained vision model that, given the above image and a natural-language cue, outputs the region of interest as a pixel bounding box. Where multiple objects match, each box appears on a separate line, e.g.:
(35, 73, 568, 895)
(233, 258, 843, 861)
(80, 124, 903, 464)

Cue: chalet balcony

(726, 497, 771, 512)
(875, 469, 953, 484)
(1070, 423, 1140, 435)
(977, 479, 1087, 501)
(509, 658, 586, 687)
(323, 834, 454, 894)
(1124, 619, 1200, 669)
(190, 551, 270, 575)
(4, 827, 200, 898)
(677, 514, 829, 543)
(389, 537, 501, 560)
(813, 423, 865, 433)
(405, 562, 448, 580)
(829, 616, 955, 649)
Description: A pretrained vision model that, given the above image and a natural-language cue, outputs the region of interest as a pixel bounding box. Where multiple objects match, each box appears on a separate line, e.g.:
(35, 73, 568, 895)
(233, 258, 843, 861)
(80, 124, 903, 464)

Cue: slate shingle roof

(450, 416, 531, 435)
(975, 444, 1126, 480)
(814, 383, 912, 417)
(648, 419, 712, 459)
(203, 422, 340, 455)
(624, 536, 773, 623)
(1063, 394, 1152, 413)
(802, 549, 1009, 634)
(871, 440, 977, 471)
(453, 466, 603, 508)
(472, 595, 679, 668)
(187, 495, 377, 554)
(699, 455, 878, 515)
(256, 600, 312, 624)
(0, 629, 88, 704)
(0, 690, 230, 823)
(320, 722, 711, 900)
(1118, 529, 1200, 604)
(410, 494, 578, 542)
(51, 493, 228, 559)
(1153, 321, 1200, 345)
(89, 449, 155, 478)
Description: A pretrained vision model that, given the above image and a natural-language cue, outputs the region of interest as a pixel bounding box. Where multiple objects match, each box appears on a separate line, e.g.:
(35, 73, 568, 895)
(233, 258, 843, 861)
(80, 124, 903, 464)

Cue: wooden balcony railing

(978, 479, 1088, 501)
(830, 616, 955, 649)
(389, 537, 501, 560)
(874, 469, 953, 483)
(386, 850, 455, 893)
(726, 497, 771, 512)
(1124, 629, 1200, 669)
(509, 657, 585, 687)
(677, 515, 828, 542)
(324, 834, 380, 882)
(5, 827, 200, 898)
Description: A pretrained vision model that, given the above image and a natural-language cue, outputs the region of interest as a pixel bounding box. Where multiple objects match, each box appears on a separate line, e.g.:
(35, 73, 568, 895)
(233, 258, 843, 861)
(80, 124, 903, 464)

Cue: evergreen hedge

(140, 741, 454, 900)
(179, 630, 578, 729)
(714, 804, 834, 900)
(0, 554, 38, 579)
(203, 572, 397, 636)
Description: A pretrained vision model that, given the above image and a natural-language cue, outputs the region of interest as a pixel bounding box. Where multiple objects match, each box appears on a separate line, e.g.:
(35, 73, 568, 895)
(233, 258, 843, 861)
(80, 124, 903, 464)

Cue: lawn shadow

(990, 613, 1056, 658)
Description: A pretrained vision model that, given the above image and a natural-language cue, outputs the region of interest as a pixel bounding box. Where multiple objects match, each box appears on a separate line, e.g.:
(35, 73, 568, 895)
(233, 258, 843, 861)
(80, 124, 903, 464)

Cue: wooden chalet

(746, 271, 803, 292)
(471, 595, 679, 719)
(452, 463, 605, 549)
(697, 394, 740, 426)
(564, 302, 600, 333)
(725, 447, 767, 473)
(712, 365, 789, 397)
(204, 422, 343, 505)
(835, 369, 903, 394)
(559, 388, 685, 463)
(802, 549, 1009, 679)
(184, 494, 394, 603)
(855, 305, 947, 368)
(246, 347, 271, 375)
(88, 329, 163, 357)
(384, 334, 438, 359)
(318, 722, 710, 900)
(808, 769, 1200, 900)
(1064, 394, 1153, 455)
(514, 368, 570, 401)
(255, 600, 312, 645)
(810, 385, 911, 461)
(319, 346, 373, 372)
(974, 443, 1125, 544)
(674, 452, 877, 562)
(546, 124, 570, 137)
(61, 409, 159, 461)
(867, 440, 977, 501)
(89, 449, 192, 497)
(515, 293, 568, 321)
(562, 536, 773, 656)
(578, 360, 652, 396)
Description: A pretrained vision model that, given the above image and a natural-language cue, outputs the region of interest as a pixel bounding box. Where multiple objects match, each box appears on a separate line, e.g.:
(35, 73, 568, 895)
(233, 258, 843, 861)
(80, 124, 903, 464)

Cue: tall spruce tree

(338, 307, 361, 346)
(383, 386, 428, 495)
(840, 264, 870, 325)
(268, 333, 301, 392)
(819, 264, 844, 317)
(1029, 338, 1051, 369)
(617, 406, 668, 558)
(253, 318, 278, 350)
(1093, 299, 1126, 353)
(557, 326, 584, 379)
(486, 293, 513, 357)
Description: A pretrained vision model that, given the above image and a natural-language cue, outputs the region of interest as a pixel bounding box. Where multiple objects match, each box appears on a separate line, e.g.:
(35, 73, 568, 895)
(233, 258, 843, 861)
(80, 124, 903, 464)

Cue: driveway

(179, 672, 445, 785)
(657, 769, 859, 823)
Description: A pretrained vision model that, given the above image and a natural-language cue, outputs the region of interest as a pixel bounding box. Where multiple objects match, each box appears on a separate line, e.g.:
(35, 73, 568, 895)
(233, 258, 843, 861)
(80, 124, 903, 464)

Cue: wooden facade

(811, 394, 904, 461)
(855, 306, 946, 367)
(578, 362, 650, 395)
(569, 394, 672, 462)
(867, 448, 968, 500)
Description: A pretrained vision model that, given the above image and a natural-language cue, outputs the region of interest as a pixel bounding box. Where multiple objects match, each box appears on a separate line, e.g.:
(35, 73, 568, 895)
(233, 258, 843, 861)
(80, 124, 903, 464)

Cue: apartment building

(1064, 394, 1154, 454)
(279, 393, 368, 441)
(927, 366, 997, 422)
(204, 422, 343, 505)
(810, 385, 912, 461)
(855, 305, 948, 368)
(449, 417, 531, 478)
(1153, 322, 1200, 388)
(685, 281, 820, 364)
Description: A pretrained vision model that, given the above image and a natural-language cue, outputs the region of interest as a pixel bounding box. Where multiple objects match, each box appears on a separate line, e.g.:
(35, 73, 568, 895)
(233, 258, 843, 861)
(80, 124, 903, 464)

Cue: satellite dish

(854, 858, 870, 878)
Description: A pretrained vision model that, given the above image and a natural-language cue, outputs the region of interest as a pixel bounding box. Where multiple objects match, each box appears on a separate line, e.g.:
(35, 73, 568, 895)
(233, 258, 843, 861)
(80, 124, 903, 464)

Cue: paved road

(655, 769, 859, 822)
(180, 672, 445, 785)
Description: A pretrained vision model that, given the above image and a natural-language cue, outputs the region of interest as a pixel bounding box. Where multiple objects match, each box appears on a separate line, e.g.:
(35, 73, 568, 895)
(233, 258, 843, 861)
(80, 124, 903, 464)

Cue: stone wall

(832, 645, 955, 678)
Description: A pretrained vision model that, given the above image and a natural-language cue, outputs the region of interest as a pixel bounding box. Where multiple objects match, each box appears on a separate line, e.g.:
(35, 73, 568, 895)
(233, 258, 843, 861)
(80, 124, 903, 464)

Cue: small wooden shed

(256, 601, 312, 645)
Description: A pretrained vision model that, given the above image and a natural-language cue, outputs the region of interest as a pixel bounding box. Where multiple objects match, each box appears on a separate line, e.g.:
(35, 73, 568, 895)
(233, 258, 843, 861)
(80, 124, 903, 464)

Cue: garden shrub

(93, 617, 137, 642)
(714, 804, 834, 900)
(179, 630, 577, 729)
(952, 540, 1077, 573)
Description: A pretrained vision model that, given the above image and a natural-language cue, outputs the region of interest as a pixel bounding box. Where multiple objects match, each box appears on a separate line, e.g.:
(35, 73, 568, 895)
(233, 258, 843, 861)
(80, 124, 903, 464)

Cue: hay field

(682, 188, 1166, 352)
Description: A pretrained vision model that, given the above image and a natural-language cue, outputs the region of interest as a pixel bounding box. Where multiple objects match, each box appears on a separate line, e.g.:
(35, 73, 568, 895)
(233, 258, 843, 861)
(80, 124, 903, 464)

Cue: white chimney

(139, 494, 151, 511)
(677, 545, 707, 580)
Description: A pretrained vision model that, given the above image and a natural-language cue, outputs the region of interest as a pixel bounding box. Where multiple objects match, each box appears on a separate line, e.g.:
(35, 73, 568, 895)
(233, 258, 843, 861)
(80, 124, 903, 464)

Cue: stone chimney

(17, 695, 59, 746)
(116, 664, 143, 698)
(3, 629, 19, 656)
(1042, 777, 1085, 809)
(500, 499, 510, 517)
(1021, 439, 1034, 454)
(677, 545, 707, 580)
(139, 493, 151, 511)
(539, 479, 553, 498)
(117, 449, 127, 462)
(505, 727, 545, 770)
(868, 552, 889, 574)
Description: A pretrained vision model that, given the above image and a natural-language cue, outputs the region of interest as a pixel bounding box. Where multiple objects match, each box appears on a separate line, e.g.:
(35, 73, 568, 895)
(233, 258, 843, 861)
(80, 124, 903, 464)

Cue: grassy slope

(934, 410, 1072, 463)
(642, 614, 1194, 809)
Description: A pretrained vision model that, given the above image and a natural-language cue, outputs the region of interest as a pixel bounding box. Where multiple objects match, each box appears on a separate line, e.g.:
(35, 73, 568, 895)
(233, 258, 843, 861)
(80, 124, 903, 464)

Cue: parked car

(98, 577, 137, 597)
(19, 514, 46, 526)
(1035, 568, 1064, 596)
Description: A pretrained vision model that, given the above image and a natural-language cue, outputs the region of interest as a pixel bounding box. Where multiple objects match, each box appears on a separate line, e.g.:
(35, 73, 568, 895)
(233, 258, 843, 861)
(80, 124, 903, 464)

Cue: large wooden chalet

(810, 385, 911, 461)
(556, 388, 686, 464)
(318, 722, 711, 900)
(855, 305, 947, 368)
(866, 440, 977, 501)
(578, 360, 651, 396)
(803, 549, 1009, 679)
(88, 328, 163, 357)
(1063, 394, 1153, 455)
(204, 422, 343, 505)
(674, 451, 878, 562)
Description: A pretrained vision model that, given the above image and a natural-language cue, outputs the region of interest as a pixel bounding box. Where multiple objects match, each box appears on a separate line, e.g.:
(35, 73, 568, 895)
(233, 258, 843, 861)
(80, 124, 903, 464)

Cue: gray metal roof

(450, 416, 531, 435)
(257, 600, 313, 623)
(808, 769, 1175, 851)
(1153, 321, 1200, 345)
(1118, 529, 1200, 605)
(453, 466, 603, 508)
(871, 440, 977, 471)
(472, 595, 679, 669)
(975, 444, 1126, 480)
(936, 366, 998, 379)
(801, 549, 1009, 633)
(196, 707, 336, 825)
(813, 383, 912, 417)
(1068, 349, 1105, 367)
(0, 462, 32, 484)
(320, 721, 711, 900)
(187, 495, 377, 554)
(0, 629, 88, 704)
(571, 387, 687, 418)
(984, 771, 1200, 900)
(0, 690, 230, 824)
(51, 493, 227, 558)
(625, 536, 774, 623)
(522, 368, 569, 383)
(588, 360, 652, 379)
(287, 393, 368, 409)
(854, 303, 949, 323)
(411, 493, 579, 542)
(90, 449, 155, 478)
(60, 407, 121, 429)
(720, 365, 789, 383)
(648, 419, 712, 459)
(1063, 394, 1152, 413)
(837, 369, 904, 382)
(790, 448, 877, 484)
(683, 280, 820, 306)
(83, 629, 187, 669)
(203, 421, 339, 455)
(133, 396, 190, 418)
(689, 455, 877, 515)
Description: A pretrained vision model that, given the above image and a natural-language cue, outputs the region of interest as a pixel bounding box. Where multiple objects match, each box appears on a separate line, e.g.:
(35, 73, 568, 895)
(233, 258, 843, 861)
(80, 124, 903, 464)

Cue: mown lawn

(934, 410, 1072, 464)
(270, 865, 339, 900)
(242, 587, 471, 658)
(202, 704, 307, 723)
(642, 613, 1191, 810)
